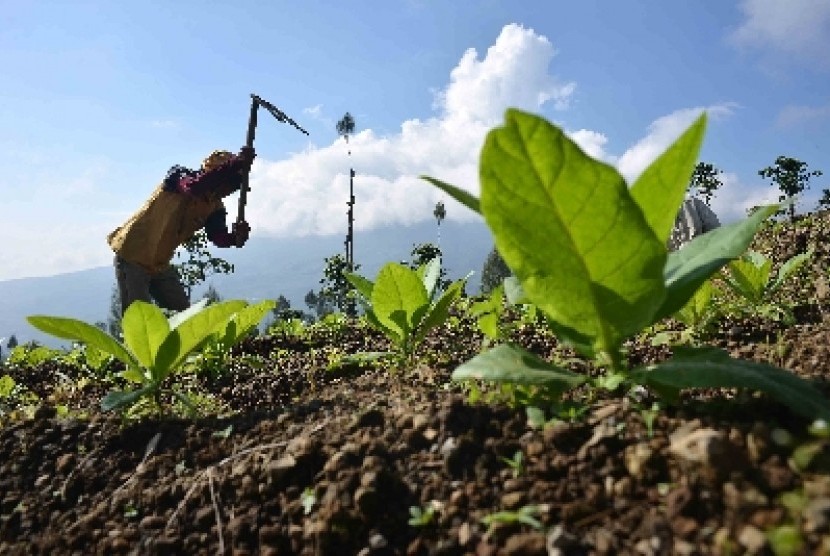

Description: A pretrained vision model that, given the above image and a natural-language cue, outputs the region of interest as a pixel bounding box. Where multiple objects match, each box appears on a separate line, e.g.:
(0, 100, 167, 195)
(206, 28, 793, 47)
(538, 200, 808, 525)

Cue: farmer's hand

(232, 220, 251, 247)
(238, 146, 256, 171)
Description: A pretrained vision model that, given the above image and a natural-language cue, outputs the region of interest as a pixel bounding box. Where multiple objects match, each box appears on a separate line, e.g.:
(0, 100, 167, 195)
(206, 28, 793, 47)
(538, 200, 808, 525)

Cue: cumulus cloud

(710, 172, 779, 224)
(729, 0, 830, 70)
(247, 23, 576, 237)
(616, 104, 737, 184)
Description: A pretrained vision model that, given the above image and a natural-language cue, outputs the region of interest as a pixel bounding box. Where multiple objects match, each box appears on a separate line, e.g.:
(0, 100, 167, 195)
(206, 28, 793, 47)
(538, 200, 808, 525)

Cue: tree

(106, 283, 122, 338)
(759, 156, 823, 220)
(321, 253, 360, 316)
(689, 162, 724, 206)
(433, 201, 446, 245)
(304, 289, 334, 321)
(408, 243, 450, 291)
(202, 284, 222, 304)
(818, 189, 830, 212)
(6, 335, 17, 350)
(480, 246, 512, 294)
(172, 230, 235, 296)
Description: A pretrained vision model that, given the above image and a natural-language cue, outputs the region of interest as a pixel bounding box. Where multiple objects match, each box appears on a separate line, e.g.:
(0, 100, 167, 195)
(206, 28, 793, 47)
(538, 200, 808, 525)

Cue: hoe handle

(235, 97, 259, 246)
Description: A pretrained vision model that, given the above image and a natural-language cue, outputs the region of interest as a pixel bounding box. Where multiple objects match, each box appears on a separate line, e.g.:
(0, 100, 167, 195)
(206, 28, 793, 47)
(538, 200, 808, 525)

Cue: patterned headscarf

(201, 150, 234, 172)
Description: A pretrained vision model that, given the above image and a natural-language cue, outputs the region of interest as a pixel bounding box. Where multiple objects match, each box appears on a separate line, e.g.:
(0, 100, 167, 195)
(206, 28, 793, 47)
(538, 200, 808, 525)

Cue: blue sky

(1, 0, 828, 281)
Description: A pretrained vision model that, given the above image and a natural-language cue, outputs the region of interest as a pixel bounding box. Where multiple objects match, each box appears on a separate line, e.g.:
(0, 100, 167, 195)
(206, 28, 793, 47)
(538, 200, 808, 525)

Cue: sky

(1, 0, 829, 281)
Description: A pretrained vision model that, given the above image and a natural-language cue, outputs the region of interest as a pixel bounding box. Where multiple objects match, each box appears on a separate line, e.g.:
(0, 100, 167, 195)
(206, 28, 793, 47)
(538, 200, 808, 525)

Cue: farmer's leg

(149, 265, 190, 311)
(114, 256, 153, 314)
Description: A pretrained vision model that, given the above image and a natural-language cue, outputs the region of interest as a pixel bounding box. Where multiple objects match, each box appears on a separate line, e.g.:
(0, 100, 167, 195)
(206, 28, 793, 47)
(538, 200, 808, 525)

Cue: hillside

(0, 219, 493, 347)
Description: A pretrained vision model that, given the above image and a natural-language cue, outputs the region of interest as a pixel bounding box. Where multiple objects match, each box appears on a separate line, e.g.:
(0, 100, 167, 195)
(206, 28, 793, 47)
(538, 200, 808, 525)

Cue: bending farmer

(108, 147, 255, 314)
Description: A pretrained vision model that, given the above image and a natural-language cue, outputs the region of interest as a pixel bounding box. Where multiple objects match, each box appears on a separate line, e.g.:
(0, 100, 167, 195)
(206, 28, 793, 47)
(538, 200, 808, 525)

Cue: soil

(3, 214, 830, 555)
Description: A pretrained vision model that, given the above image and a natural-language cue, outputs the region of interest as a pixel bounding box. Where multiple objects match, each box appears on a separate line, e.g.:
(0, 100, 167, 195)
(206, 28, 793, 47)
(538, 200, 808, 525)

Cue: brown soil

(3, 215, 830, 555)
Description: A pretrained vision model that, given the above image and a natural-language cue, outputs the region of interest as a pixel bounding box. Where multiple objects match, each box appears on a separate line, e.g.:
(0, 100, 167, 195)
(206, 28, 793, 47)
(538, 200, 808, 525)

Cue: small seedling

(408, 504, 437, 527)
(480, 505, 543, 530)
(301, 487, 316, 515)
(500, 450, 524, 478)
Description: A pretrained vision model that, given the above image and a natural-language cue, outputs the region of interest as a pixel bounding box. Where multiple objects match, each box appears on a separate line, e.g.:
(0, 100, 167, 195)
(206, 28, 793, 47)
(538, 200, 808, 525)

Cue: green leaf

(101, 385, 154, 412)
(452, 343, 587, 398)
(27, 315, 139, 372)
(724, 252, 770, 303)
(168, 298, 209, 329)
(223, 300, 277, 345)
(371, 263, 429, 342)
(345, 272, 374, 301)
(414, 278, 464, 348)
(630, 113, 707, 243)
(480, 109, 666, 353)
(121, 301, 170, 370)
(419, 176, 481, 214)
(364, 309, 402, 345)
(770, 248, 812, 294)
(0, 375, 15, 398)
(155, 300, 248, 380)
(420, 257, 441, 299)
(503, 276, 528, 305)
(633, 347, 830, 421)
(656, 204, 778, 321)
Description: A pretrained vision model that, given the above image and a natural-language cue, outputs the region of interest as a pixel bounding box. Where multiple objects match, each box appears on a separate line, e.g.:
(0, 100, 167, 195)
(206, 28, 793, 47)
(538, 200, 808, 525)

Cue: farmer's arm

(204, 207, 249, 248)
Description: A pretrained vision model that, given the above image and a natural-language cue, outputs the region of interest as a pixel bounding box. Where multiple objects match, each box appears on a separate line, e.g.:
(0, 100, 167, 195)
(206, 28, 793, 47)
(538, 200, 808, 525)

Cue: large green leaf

(345, 272, 374, 301)
(101, 385, 155, 412)
(26, 315, 139, 372)
(629, 114, 707, 243)
(121, 301, 170, 370)
(480, 109, 666, 353)
(419, 176, 481, 214)
(223, 300, 277, 345)
(657, 204, 778, 321)
(155, 300, 247, 380)
(371, 263, 429, 342)
(770, 249, 812, 294)
(633, 347, 830, 421)
(452, 344, 587, 397)
(168, 298, 209, 329)
(413, 278, 464, 348)
(420, 257, 441, 299)
(724, 252, 770, 303)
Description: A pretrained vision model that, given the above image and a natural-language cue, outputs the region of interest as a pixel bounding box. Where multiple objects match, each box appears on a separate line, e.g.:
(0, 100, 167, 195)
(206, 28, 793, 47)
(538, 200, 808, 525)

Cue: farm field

(1, 211, 830, 555)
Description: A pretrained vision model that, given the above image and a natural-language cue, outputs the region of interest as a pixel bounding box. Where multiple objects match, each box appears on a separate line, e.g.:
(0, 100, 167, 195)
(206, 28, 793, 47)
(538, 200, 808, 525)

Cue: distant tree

(6, 335, 17, 350)
(818, 189, 830, 212)
(408, 243, 451, 291)
(271, 295, 306, 323)
(759, 156, 823, 220)
(106, 283, 122, 338)
(336, 112, 356, 147)
(433, 201, 446, 245)
(304, 289, 334, 321)
(172, 230, 235, 296)
(689, 162, 724, 206)
(320, 253, 360, 316)
(202, 284, 222, 304)
(480, 246, 512, 294)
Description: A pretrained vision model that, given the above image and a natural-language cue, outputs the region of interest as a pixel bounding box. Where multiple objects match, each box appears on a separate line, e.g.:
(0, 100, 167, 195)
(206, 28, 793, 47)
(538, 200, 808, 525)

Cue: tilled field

(2, 215, 830, 555)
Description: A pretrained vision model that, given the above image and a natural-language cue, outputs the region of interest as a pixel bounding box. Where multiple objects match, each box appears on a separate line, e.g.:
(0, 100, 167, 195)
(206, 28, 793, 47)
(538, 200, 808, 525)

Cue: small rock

(624, 442, 654, 478)
(546, 524, 581, 556)
(503, 532, 546, 555)
(368, 533, 388, 549)
(737, 524, 767, 554)
(500, 492, 526, 510)
(803, 497, 830, 533)
(138, 515, 165, 530)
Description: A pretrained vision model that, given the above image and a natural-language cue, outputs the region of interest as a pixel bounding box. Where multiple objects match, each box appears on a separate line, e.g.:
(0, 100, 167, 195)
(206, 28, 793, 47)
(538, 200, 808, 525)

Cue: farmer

(668, 196, 721, 251)
(107, 147, 255, 314)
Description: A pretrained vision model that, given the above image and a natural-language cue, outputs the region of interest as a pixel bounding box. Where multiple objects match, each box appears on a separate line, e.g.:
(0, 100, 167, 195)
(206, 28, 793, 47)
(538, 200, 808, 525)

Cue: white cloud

(776, 102, 830, 128)
(616, 104, 737, 184)
(247, 23, 575, 238)
(729, 0, 830, 70)
(710, 172, 779, 224)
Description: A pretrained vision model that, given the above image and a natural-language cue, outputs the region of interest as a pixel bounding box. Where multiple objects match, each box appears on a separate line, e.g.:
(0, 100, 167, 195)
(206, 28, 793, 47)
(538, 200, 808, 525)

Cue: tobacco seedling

(422, 109, 830, 421)
(480, 505, 543, 530)
(408, 504, 437, 527)
(722, 248, 812, 324)
(346, 257, 467, 367)
(28, 299, 274, 414)
(500, 450, 525, 478)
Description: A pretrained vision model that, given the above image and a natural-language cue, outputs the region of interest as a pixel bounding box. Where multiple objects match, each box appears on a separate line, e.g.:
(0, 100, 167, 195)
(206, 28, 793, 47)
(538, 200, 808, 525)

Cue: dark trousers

(114, 256, 190, 315)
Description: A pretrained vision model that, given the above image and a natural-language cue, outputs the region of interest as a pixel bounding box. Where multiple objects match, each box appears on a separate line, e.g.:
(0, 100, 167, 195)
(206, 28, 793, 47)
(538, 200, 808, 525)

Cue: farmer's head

(201, 150, 239, 198)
